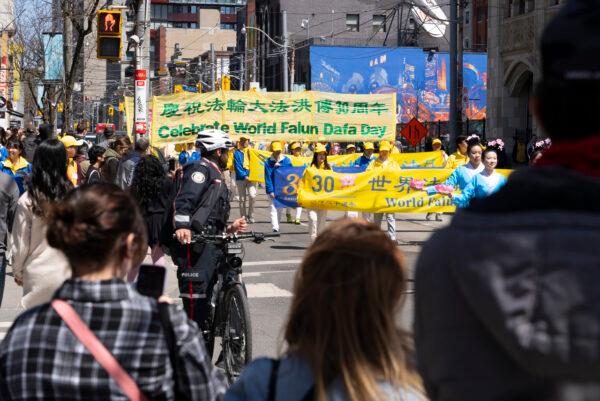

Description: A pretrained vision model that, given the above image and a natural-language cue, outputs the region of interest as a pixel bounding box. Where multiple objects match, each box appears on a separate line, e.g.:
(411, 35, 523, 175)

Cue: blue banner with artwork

(310, 46, 487, 123)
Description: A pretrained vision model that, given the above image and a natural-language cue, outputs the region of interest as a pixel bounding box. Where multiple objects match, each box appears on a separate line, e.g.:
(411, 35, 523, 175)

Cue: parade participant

(11, 139, 72, 309)
(445, 135, 469, 169)
(367, 140, 399, 242)
(59, 135, 84, 186)
(173, 129, 247, 335)
(234, 136, 256, 223)
(308, 144, 330, 241)
(415, 2, 600, 398)
(101, 136, 129, 184)
(287, 142, 303, 224)
(1, 184, 226, 401)
(345, 143, 357, 154)
(264, 142, 292, 233)
(354, 142, 375, 168)
(447, 146, 507, 208)
(86, 145, 106, 184)
(0, 172, 18, 307)
(426, 136, 484, 197)
(425, 138, 449, 221)
(226, 219, 425, 401)
(1, 138, 32, 194)
(131, 156, 173, 268)
(528, 137, 552, 165)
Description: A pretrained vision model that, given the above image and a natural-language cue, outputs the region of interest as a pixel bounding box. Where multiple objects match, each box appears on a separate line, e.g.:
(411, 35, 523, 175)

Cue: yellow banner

(151, 90, 396, 145)
(125, 96, 134, 138)
(297, 168, 512, 213)
(246, 149, 447, 183)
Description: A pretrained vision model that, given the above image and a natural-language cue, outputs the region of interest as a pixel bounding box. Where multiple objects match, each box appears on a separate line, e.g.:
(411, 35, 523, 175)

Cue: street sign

(401, 118, 428, 146)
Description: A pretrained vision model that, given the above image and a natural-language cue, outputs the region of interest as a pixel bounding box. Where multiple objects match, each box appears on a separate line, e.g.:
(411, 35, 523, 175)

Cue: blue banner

(310, 46, 487, 123)
(43, 33, 64, 82)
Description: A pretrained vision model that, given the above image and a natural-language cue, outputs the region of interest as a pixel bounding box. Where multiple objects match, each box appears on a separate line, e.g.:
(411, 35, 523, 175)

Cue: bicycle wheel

(222, 283, 252, 383)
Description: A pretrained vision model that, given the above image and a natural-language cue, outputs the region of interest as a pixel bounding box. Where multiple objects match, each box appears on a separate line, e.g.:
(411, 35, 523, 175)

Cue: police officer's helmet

(196, 129, 234, 152)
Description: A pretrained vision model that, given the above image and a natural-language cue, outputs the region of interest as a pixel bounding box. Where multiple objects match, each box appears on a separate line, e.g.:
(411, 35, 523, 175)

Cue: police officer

(173, 129, 247, 333)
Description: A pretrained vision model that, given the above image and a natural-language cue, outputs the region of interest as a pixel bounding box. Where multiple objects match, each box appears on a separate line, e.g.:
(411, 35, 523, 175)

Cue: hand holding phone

(136, 264, 167, 299)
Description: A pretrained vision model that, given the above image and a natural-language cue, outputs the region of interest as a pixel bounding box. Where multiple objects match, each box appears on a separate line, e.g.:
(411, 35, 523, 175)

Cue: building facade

(247, 0, 454, 91)
(487, 0, 563, 153)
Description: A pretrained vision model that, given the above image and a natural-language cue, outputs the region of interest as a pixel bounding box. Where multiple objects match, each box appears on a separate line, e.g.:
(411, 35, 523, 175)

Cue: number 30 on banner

(311, 175, 335, 193)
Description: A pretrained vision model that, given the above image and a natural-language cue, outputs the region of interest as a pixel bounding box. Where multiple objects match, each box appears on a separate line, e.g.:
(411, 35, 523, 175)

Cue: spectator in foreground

(414, 2, 600, 400)
(226, 219, 425, 401)
(10, 139, 72, 309)
(0, 184, 226, 400)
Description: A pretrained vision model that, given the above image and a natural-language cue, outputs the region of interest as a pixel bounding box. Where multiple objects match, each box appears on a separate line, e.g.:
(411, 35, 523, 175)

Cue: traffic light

(97, 10, 122, 60)
(221, 75, 231, 91)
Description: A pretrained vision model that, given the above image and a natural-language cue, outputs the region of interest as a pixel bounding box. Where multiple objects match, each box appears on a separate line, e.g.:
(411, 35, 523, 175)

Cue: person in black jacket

(0, 171, 19, 307)
(172, 129, 247, 336)
(414, 2, 600, 400)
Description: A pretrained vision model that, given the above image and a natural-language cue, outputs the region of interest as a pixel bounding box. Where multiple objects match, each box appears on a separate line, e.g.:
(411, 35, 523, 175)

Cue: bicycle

(189, 231, 279, 383)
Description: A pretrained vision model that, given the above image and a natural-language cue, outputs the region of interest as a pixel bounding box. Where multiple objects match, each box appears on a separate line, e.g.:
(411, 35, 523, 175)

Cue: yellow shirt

(446, 151, 468, 170)
(3, 156, 29, 173)
(366, 157, 399, 171)
(67, 159, 78, 186)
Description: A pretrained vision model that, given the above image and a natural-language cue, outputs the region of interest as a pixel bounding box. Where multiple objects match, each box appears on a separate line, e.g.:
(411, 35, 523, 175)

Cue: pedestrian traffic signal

(96, 10, 122, 60)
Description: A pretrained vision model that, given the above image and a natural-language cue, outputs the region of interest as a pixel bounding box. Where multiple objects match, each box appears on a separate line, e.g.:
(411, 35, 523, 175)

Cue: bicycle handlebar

(190, 231, 280, 244)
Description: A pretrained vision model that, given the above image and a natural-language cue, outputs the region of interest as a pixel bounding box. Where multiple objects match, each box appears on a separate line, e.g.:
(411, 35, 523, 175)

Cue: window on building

(465, 10, 470, 24)
(373, 14, 386, 33)
(221, 23, 235, 30)
(408, 17, 416, 30)
(221, 6, 236, 14)
(346, 14, 359, 32)
(190, 22, 198, 28)
(464, 38, 470, 49)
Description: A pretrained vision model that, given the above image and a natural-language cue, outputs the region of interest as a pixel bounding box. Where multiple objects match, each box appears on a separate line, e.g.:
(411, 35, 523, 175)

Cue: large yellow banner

(151, 90, 396, 145)
(247, 149, 447, 183)
(297, 168, 512, 213)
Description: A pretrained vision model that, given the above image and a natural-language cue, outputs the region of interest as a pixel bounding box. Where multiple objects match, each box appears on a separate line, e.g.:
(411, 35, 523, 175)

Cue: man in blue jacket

(264, 142, 291, 232)
(233, 136, 256, 223)
(354, 142, 375, 170)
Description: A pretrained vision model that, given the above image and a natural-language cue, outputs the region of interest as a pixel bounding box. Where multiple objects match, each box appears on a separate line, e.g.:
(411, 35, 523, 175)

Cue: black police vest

(190, 161, 230, 234)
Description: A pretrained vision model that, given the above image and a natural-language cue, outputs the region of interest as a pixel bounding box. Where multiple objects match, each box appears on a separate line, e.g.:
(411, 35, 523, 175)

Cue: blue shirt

(1, 157, 32, 194)
(234, 149, 250, 181)
(452, 171, 507, 208)
(264, 156, 292, 195)
(426, 162, 484, 195)
(354, 155, 373, 168)
(225, 356, 422, 401)
(0, 146, 7, 163)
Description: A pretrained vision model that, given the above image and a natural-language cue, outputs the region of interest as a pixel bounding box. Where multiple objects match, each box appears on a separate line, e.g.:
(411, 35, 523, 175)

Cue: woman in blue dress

(450, 145, 507, 208)
(426, 136, 484, 196)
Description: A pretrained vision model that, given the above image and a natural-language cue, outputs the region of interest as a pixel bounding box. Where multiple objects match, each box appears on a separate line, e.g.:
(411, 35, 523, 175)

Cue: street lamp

(241, 11, 290, 91)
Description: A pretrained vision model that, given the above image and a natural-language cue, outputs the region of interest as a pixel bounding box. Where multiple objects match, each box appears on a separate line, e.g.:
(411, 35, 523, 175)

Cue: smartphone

(136, 264, 166, 299)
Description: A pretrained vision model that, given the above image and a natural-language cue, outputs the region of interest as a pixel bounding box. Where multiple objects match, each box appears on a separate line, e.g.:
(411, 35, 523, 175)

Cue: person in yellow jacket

(60, 135, 84, 186)
(308, 144, 330, 240)
(445, 135, 468, 169)
(367, 140, 399, 243)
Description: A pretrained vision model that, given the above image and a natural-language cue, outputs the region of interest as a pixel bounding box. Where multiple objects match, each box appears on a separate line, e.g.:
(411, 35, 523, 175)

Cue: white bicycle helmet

(196, 128, 235, 152)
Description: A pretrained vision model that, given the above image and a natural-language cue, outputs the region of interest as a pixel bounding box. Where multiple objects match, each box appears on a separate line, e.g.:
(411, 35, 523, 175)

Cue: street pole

(449, 0, 458, 144)
(62, 1, 73, 130)
(134, 0, 148, 141)
(282, 10, 289, 92)
(240, 54, 245, 90)
(210, 43, 216, 91)
(252, 48, 257, 84)
(290, 47, 295, 89)
(457, 0, 465, 136)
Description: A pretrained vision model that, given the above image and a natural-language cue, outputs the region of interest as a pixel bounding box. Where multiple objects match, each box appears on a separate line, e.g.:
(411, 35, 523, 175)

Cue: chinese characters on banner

(150, 90, 396, 145)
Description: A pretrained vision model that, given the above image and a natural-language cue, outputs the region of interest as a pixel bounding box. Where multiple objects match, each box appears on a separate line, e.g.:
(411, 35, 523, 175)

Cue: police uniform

(172, 158, 230, 332)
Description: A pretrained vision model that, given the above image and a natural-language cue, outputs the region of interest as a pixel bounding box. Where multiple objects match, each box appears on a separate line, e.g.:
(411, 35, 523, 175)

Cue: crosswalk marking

(244, 259, 301, 266)
(245, 283, 292, 298)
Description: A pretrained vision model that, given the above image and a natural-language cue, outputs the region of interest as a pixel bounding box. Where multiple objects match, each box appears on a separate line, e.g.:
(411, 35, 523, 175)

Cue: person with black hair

(446, 145, 507, 208)
(11, 139, 72, 309)
(86, 145, 106, 184)
(116, 138, 150, 189)
(445, 135, 468, 169)
(101, 136, 129, 183)
(37, 123, 53, 142)
(0, 128, 8, 162)
(1, 138, 32, 194)
(97, 126, 115, 148)
(415, 2, 600, 399)
(22, 127, 40, 163)
(130, 155, 173, 267)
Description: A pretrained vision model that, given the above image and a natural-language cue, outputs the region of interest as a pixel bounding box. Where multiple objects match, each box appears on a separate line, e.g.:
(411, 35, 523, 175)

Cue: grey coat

(0, 172, 19, 266)
(415, 166, 600, 401)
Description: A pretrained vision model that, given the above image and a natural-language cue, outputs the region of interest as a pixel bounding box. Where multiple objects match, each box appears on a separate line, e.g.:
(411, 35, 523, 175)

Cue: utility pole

(449, 0, 458, 144)
(252, 48, 257, 84)
(210, 43, 216, 91)
(240, 54, 245, 90)
(282, 10, 289, 92)
(290, 47, 295, 88)
(134, 0, 148, 140)
(62, 0, 73, 130)
(457, 0, 465, 135)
